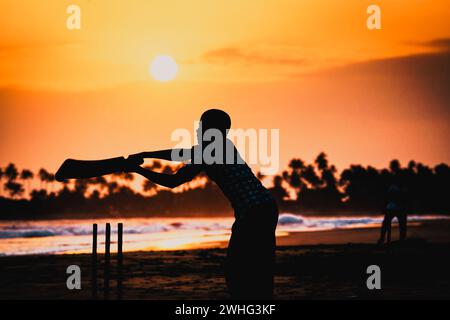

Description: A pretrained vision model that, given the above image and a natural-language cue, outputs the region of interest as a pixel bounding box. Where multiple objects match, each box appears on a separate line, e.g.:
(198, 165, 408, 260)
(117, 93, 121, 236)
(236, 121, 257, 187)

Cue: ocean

(0, 214, 448, 256)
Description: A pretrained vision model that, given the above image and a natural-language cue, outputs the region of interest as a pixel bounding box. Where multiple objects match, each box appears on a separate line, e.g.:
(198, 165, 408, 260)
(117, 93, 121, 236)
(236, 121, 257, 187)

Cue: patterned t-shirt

(184, 141, 274, 216)
(205, 162, 274, 215)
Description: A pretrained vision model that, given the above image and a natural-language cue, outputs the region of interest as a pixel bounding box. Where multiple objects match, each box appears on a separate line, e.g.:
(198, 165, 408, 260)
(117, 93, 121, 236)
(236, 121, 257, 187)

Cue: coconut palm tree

(111, 171, 134, 186)
(142, 179, 157, 196)
(60, 178, 71, 191)
(89, 176, 108, 197)
(5, 163, 19, 181)
(268, 175, 288, 204)
(0, 167, 4, 197)
(20, 169, 34, 197)
(314, 152, 337, 189)
(47, 171, 56, 193)
(3, 163, 20, 199)
(38, 168, 52, 192)
(74, 179, 89, 196)
(282, 158, 305, 197)
(389, 159, 402, 175)
(4, 180, 24, 199)
(106, 181, 119, 195)
(109, 170, 135, 196)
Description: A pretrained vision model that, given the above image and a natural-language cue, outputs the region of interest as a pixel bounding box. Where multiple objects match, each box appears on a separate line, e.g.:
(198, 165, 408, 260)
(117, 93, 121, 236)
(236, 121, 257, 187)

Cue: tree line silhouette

(0, 153, 448, 219)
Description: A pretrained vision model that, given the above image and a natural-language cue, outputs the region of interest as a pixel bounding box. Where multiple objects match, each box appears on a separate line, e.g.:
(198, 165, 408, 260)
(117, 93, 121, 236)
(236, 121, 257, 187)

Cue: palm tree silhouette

(142, 179, 157, 195)
(301, 164, 321, 188)
(74, 179, 90, 195)
(107, 181, 119, 195)
(112, 171, 134, 185)
(282, 158, 306, 196)
(0, 167, 4, 197)
(3, 163, 22, 198)
(4, 180, 24, 198)
(314, 152, 338, 189)
(389, 159, 402, 175)
(47, 172, 55, 193)
(38, 168, 49, 191)
(90, 176, 108, 195)
(5, 163, 19, 181)
(268, 175, 288, 204)
(38, 168, 55, 193)
(20, 169, 34, 197)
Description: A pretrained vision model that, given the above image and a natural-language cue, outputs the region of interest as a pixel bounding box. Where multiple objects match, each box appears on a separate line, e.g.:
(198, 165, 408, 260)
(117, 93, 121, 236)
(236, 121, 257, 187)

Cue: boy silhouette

(126, 109, 279, 299)
(378, 183, 408, 245)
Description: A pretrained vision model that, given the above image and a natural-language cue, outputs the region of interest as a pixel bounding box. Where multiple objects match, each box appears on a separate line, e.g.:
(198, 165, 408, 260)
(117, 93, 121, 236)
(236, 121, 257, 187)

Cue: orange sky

(1, 0, 449, 179)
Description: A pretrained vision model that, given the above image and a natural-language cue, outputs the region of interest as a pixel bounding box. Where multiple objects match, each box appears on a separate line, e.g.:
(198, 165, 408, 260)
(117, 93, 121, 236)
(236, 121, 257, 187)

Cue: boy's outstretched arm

(131, 163, 202, 189)
(129, 148, 192, 162)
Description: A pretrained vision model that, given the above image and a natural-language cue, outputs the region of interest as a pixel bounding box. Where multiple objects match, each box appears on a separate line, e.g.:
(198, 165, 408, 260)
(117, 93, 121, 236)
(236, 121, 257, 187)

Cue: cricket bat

(55, 157, 126, 182)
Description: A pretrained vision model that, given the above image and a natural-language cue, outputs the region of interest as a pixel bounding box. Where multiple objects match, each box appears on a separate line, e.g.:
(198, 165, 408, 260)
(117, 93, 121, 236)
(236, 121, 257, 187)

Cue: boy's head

(200, 109, 231, 134)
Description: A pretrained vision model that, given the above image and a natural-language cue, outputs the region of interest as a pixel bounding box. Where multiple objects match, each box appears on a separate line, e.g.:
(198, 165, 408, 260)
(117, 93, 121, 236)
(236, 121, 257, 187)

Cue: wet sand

(1, 222, 450, 299)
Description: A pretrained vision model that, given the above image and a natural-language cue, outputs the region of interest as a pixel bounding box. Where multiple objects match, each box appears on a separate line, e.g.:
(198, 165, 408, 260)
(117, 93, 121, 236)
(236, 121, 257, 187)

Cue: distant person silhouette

(378, 183, 408, 245)
(125, 109, 279, 299)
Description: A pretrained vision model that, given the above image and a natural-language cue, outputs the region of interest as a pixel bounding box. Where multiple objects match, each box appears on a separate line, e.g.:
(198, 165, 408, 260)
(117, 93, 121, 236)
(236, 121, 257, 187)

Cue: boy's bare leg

(387, 221, 392, 243)
(398, 213, 407, 241)
(378, 213, 392, 245)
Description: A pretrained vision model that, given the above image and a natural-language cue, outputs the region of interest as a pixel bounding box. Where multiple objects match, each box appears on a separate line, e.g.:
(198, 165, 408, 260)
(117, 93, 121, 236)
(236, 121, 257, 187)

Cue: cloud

(424, 38, 450, 51)
(404, 37, 450, 52)
(326, 51, 450, 80)
(202, 46, 305, 66)
(303, 49, 450, 122)
(296, 38, 450, 86)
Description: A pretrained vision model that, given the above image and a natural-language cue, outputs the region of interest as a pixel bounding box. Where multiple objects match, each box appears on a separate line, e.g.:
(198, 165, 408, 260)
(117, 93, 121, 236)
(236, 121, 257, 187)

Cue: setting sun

(150, 55, 178, 82)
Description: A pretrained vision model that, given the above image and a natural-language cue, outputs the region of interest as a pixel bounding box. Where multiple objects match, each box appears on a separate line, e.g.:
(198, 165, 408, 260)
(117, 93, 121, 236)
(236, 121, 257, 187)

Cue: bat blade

(55, 157, 126, 182)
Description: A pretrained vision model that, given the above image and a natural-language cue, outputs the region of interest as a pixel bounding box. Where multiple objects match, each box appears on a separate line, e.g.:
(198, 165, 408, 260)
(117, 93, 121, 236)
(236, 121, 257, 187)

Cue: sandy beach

(1, 221, 450, 300)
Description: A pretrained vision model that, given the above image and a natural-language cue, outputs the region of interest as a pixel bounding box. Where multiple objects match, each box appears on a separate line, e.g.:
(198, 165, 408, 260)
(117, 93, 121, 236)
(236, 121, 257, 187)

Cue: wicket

(91, 223, 123, 300)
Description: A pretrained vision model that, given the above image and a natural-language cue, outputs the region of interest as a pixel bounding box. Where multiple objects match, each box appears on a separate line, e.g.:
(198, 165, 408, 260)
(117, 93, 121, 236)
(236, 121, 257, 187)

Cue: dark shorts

(384, 207, 407, 221)
(225, 200, 279, 299)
